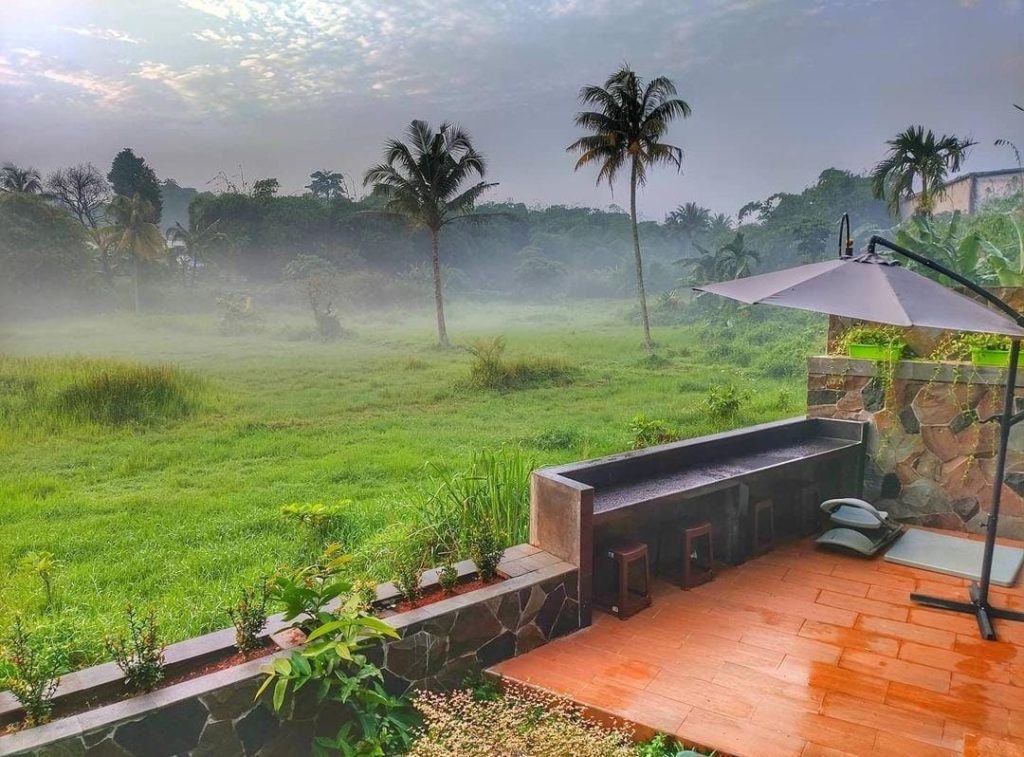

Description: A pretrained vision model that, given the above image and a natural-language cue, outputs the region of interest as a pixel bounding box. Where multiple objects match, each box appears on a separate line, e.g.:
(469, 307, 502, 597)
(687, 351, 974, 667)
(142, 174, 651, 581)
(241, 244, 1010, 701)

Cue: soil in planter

(380, 575, 506, 615)
(2, 638, 279, 735)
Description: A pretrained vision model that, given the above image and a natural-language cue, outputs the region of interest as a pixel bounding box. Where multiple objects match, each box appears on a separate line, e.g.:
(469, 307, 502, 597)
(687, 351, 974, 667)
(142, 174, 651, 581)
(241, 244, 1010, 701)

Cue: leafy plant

(351, 579, 379, 613)
(226, 581, 269, 657)
(468, 518, 504, 583)
(465, 336, 575, 390)
(705, 383, 743, 423)
(629, 414, 681, 449)
(391, 537, 427, 603)
(105, 605, 165, 692)
(636, 733, 716, 756)
(895, 211, 1000, 281)
(20, 551, 58, 611)
(280, 501, 346, 541)
(836, 324, 907, 352)
(438, 562, 459, 594)
(257, 595, 416, 756)
(269, 544, 353, 631)
(0, 617, 61, 727)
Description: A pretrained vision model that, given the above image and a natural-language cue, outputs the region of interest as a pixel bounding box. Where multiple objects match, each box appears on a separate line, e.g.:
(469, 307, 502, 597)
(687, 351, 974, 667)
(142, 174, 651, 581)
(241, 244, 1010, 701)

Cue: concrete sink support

(529, 417, 868, 628)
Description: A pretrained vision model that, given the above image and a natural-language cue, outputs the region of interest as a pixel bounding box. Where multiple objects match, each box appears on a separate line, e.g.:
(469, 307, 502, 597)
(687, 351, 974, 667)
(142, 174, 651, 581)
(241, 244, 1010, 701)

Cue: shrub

(465, 336, 575, 391)
(257, 595, 416, 755)
(705, 383, 743, 423)
(226, 581, 269, 657)
(438, 563, 459, 594)
(408, 685, 637, 756)
(468, 518, 504, 583)
(215, 292, 263, 335)
(351, 579, 378, 612)
(105, 606, 165, 692)
(0, 617, 61, 727)
(629, 414, 681, 449)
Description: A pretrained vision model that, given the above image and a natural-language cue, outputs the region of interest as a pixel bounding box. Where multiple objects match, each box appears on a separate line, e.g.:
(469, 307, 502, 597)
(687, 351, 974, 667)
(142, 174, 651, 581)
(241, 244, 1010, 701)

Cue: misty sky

(1, 0, 1022, 219)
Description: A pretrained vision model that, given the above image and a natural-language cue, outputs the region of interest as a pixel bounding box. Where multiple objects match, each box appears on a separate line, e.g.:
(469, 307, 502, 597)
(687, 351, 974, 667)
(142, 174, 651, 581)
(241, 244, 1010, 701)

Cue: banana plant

(894, 211, 1003, 283)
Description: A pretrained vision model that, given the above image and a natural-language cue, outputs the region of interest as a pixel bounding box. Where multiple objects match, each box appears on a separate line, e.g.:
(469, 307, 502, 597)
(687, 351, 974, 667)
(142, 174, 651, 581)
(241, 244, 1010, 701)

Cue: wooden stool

(753, 498, 775, 555)
(595, 542, 652, 620)
(658, 522, 715, 589)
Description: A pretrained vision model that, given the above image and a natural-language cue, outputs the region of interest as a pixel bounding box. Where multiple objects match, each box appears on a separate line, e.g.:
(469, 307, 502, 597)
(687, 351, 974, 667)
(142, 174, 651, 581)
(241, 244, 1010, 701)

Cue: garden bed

(0, 546, 579, 756)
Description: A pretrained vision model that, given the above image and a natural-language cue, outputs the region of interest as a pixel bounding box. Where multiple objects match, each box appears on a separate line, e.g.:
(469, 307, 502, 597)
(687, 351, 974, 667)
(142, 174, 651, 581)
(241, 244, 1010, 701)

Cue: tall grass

(413, 446, 534, 557)
(465, 336, 575, 390)
(0, 356, 207, 435)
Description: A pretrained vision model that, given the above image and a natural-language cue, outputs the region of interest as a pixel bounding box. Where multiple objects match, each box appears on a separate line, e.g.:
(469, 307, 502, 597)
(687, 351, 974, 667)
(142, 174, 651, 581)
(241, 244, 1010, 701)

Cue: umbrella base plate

(912, 583, 1024, 641)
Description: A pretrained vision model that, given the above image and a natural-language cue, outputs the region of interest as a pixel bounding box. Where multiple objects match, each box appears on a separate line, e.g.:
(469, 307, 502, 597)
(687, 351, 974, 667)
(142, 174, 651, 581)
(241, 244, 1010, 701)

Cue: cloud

(65, 25, 141, 44)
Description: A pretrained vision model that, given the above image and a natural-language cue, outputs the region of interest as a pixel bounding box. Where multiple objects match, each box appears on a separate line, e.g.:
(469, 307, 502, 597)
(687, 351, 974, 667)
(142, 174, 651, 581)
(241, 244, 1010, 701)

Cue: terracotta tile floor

(491, 534, 1024, 757)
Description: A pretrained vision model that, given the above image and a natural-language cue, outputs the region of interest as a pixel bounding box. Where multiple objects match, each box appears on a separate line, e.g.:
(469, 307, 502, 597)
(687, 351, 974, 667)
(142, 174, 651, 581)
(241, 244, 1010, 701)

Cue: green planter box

(847, 343, 902, 362)
(971, 347, 1010, 367)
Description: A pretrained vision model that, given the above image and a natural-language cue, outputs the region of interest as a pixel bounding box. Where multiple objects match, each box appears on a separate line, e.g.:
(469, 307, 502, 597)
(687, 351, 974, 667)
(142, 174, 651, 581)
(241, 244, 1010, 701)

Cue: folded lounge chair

(814, 498, 905, 557)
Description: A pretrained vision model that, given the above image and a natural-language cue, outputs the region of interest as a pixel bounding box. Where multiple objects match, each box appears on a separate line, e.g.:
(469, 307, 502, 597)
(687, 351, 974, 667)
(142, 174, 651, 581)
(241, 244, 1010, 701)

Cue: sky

(1, 0, 1022, 219)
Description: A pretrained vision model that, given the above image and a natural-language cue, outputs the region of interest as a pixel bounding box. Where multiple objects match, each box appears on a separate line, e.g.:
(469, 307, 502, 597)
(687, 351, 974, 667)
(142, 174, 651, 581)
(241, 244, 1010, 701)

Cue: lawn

(0, 300, 822, 670)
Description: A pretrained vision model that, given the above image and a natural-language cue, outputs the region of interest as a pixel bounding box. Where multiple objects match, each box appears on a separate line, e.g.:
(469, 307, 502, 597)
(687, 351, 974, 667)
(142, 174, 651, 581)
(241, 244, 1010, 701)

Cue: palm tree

(714, 232, 760, 279)
(708, 213, 733, 237)
(568, 64, 691, 354)
(306, 170, 349, 201)
(870, 126, 975, 217)
(108, 193, 166, 313)
(167, 217, 225, 287)
(666, 202, 711, 250)
(363, 120, 496, 347)
(85, 225, 120, 285)
(0, 163, 43, 193)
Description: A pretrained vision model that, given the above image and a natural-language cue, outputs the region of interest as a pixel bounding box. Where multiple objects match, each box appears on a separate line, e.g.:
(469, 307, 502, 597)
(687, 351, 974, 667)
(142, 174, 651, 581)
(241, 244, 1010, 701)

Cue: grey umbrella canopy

(695, 253, 1024, 337)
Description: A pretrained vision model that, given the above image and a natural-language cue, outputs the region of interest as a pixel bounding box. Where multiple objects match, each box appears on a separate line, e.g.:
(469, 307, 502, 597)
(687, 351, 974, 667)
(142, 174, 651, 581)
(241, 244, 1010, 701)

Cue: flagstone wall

(807, 356, 1024, 538)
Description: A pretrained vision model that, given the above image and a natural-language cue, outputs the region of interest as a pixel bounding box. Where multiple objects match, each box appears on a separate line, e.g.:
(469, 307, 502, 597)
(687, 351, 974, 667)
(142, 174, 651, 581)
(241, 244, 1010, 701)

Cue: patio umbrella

(695, 229, 1024, 641)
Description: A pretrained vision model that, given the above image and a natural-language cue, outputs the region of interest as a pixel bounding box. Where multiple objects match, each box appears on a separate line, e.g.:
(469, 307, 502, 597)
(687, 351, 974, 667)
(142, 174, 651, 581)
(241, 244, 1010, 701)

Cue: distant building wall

(899, 169, 1022, 219)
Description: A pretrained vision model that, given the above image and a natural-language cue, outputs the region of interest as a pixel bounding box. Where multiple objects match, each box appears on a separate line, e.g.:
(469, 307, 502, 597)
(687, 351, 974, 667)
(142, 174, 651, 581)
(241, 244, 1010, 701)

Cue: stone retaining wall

(1, 553, 578, 757)
(807, 356, 1024, 538)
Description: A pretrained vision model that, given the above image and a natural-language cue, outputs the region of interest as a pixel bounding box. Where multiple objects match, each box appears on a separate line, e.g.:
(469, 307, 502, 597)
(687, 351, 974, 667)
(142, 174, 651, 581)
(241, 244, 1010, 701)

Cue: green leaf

(272, 657, 292, 676)
(254, 673, 275, 702)
(306, 619, 345, 642)
(356, 616, 399, 639)
(272, 677, 288, 712)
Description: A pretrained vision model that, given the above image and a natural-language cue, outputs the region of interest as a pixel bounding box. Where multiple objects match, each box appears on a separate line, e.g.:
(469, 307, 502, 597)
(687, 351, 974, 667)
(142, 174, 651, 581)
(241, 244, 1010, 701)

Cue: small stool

(753, 498, 775, 555)
(658, 522, 715, 589)
(594, 542, 652, 620)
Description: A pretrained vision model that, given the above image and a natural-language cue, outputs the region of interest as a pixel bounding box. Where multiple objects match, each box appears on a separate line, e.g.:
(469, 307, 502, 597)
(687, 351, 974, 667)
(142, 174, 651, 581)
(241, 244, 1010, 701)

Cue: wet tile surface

(491, 534, 1024, 756)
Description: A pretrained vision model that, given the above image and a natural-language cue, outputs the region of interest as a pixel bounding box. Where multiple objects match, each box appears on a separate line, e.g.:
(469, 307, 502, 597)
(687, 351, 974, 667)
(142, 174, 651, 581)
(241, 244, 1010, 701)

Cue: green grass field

(0, 300, 822, 670)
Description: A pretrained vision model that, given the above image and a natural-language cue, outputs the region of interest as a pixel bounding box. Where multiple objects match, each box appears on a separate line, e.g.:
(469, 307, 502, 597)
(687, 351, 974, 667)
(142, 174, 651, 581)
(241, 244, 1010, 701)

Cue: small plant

(465, 336, 575, 390)
(0, 617, 61, 727)
(226, 581, 269, 657)
(20, 550, 58, 610)
(438, 562, 459, 594)
(468, 518, 504, 583)
(392, 538, 427, 603)
(463, 666, 502, 702)
(629, 414, 681, 449)
(351, 578, 378, 612)
(279, 501, 346, 540)
(257, 595, 416, 755)
(705, 383, 743, 422)
(269, 544, 353, 631)
(836, 324, 907, 357)
(636, 732, 716, 756)
(105, 605, 165, 692)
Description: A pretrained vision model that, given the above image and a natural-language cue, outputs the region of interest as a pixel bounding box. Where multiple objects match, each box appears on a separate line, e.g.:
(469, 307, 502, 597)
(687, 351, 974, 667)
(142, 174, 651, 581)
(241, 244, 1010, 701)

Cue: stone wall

(1, 557, 578, 757)
(807, 356, 1024, 538)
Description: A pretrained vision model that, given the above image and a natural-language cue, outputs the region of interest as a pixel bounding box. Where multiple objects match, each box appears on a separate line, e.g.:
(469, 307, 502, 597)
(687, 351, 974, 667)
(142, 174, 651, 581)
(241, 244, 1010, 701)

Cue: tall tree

(0, 163, 43, 193)
(252, 178, 280, 201)
(107, 148, 163, 222)
(708, 213, 733, 237)
(714, 232, 760, 279)
(870, 126, 975, 217)
(666, 202, 711, 253)
(46, 163, 110, 228)
(568, 64, 691, 354)
(363, 120, 496, 347)
(108, 193, 165, 313)
(306, 170, 348, 201)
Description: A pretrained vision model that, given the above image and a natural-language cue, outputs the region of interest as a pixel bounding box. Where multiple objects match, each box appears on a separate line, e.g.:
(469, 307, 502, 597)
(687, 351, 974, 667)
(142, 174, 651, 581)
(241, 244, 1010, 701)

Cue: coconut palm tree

(870, 126, 975, 217)
(363, 120, 496, 347)
(0, 163, 43, 193)
(666, 202, 711, 252)
(167, 217, 225, 287)
(108, 193, 166, 313)
(714, 232, 760, 279)
(85, 225, 120, 285)
(708, 213, 733, 237)
(568, 64, 691, 354)
(306, 170, 349, 201)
